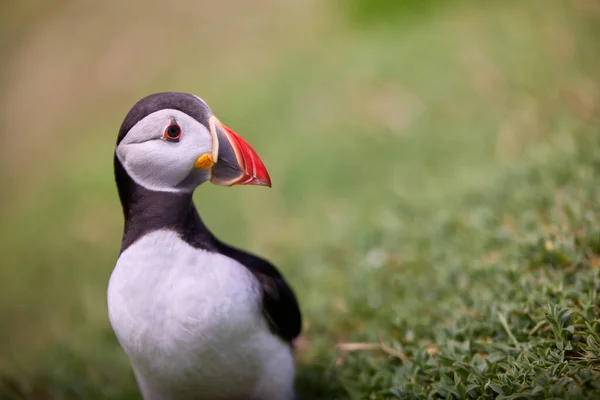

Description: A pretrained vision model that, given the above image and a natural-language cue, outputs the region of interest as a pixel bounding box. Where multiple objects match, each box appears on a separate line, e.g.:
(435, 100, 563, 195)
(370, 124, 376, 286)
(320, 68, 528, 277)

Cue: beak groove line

(208, 115, 220, 162)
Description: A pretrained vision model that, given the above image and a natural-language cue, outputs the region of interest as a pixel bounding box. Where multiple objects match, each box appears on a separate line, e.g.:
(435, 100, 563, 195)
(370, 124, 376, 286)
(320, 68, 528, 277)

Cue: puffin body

(107, 93, 301, 400)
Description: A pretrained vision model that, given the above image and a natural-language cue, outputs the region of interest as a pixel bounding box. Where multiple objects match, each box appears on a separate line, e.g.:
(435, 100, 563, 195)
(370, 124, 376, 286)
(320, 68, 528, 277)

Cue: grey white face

(116, 93, 272, 194)
(116, 109, 214, 193)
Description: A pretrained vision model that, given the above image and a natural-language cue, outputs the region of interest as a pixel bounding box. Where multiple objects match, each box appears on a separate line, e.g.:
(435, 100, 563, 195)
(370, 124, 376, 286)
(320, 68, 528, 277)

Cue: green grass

(1, 0, 600, 398)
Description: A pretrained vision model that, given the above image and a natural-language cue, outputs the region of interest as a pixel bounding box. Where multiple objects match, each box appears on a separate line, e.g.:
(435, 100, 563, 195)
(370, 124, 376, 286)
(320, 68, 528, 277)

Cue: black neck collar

(115, 156, 217, 253)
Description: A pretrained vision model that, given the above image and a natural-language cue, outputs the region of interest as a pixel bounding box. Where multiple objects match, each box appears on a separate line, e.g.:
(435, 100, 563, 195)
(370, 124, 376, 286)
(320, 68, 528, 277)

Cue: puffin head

(115, 92, 271, 194)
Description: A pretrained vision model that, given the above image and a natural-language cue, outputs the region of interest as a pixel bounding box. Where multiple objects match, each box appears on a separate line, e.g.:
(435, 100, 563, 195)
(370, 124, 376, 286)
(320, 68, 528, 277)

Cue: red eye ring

(164, 122, 182, 142)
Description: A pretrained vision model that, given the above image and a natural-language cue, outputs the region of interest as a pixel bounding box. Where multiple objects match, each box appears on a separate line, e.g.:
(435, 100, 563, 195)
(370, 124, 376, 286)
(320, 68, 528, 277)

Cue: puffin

(107, 92, 302, 400)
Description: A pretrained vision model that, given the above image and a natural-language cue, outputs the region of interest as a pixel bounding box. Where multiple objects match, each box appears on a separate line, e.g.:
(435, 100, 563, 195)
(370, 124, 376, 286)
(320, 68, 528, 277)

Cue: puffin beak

(197, 116, 271, 187)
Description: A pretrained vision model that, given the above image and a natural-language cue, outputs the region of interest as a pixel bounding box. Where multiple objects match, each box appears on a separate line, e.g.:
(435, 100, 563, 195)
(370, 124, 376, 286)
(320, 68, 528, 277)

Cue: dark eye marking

(164, 120, 182, 142)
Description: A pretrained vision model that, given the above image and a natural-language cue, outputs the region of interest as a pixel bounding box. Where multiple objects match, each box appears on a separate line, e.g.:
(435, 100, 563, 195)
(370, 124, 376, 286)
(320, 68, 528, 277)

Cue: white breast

(107, 230, 294, 400)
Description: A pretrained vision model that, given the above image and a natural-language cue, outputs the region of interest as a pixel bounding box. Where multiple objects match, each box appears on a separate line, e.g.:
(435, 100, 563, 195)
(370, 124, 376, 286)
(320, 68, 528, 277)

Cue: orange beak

(201, 116, 271, 187)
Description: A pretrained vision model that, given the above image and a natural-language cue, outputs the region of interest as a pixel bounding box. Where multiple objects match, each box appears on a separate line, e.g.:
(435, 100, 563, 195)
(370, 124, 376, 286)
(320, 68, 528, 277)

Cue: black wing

(216, 243, 302, 342)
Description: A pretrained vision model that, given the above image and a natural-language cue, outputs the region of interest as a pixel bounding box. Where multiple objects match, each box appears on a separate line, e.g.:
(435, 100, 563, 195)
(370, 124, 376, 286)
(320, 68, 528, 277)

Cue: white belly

(107, 230, 294, 400)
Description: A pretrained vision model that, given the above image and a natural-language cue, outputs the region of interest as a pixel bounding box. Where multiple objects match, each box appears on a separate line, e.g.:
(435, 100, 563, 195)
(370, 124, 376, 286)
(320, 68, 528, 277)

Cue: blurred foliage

(341, 0, 449, 26)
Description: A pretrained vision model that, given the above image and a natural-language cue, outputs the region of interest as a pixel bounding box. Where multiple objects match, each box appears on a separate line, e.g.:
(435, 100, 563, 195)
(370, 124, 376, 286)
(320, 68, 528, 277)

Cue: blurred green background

(1, 0, 600, 399)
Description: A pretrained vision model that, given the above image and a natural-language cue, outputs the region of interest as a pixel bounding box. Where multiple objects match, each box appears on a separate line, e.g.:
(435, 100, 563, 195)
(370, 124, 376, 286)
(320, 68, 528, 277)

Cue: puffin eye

(164, 122, 182, 142)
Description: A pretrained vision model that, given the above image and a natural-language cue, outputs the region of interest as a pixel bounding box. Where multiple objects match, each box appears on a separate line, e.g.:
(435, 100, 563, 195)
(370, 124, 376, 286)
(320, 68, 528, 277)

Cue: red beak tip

(256, 173, 271, 188)
(245, 175, 271, 187)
